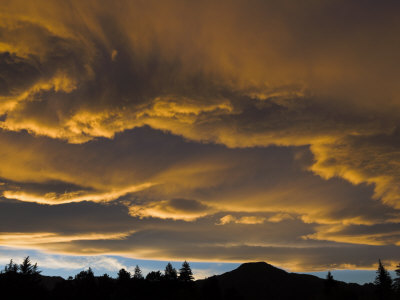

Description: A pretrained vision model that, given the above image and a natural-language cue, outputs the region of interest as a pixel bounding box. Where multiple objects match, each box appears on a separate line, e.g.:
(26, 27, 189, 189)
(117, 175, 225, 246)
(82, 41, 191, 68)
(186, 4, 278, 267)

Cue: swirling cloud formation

(1, 0, 400, 271)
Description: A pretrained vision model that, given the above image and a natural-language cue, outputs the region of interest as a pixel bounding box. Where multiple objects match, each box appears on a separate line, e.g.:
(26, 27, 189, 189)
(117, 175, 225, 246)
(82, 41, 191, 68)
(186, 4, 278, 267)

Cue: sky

(1, 0, 400, 284)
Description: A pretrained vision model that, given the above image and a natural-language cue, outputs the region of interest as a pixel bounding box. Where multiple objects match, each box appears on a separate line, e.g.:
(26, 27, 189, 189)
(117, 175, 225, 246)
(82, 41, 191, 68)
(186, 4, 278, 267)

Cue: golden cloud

(1, 0, 400, 270)
(129, 198, 213, 221)
(217, 215, 266, 225)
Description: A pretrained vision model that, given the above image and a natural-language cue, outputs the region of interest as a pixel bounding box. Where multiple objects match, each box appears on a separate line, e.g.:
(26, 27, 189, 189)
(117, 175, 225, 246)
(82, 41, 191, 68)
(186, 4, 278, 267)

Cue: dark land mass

(0, 261, 391, 299)
(197, 262, 377, 299)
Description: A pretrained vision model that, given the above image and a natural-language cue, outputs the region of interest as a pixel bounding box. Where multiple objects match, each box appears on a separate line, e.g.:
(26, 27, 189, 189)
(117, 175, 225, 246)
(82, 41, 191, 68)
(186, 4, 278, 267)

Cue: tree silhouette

(179, 260, 194, 282)
(75, 267, 95, 281)
(0, 255, 391, 299)
(115, 268, 131, 299)
(326, 271, 333, 281)
(117, 268, 131, 281)
(98, 273, 115, 299)
(374, 259, 392, 299)
(394, 263, 400, 292)
(3, 259, 18, 274)
(146, 270, 163, 281)
(133, 265, 144, 280)
(164, 262, 178, 280)
(324, 271, 336, 296)
(1, 256, 46, 299)
(19, 256, 41, 275)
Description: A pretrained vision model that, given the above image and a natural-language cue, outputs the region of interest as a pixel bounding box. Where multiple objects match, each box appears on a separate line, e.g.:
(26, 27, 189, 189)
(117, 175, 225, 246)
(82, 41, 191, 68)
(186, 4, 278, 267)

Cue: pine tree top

(179, 260, 194, 282)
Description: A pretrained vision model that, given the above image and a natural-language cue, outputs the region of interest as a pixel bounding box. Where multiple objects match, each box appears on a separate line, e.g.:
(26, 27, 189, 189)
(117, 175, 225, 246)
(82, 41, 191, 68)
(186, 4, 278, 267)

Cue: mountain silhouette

(0, 259, 384, 299)
(198, 262, 376, 300)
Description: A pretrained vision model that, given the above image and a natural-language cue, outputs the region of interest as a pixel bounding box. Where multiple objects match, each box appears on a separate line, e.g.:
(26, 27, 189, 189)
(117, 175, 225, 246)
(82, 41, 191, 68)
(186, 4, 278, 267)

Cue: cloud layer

(1, 0, 400, 271)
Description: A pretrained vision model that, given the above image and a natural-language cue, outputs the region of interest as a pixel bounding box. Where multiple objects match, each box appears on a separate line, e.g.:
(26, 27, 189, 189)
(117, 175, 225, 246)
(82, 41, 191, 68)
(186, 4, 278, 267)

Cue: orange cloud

(1, 0, 400, 271)
(2, 182, 154, 204)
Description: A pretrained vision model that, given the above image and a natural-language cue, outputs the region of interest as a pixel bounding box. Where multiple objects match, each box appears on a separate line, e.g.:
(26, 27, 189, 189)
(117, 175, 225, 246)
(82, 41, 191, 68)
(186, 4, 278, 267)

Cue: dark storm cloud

(0, 52, 40, 96)
(0, 199, 134, 234)
(1, 0, 400, 270)
(1, 126, 400, 269)
(23, 218, 400, 271)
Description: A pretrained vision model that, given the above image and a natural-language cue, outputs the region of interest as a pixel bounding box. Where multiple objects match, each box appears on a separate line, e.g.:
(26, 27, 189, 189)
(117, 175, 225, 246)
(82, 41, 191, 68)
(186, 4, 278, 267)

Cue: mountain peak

(218, 261, 288, 284)
(204, 261, 373, 299)
(237, 261, 281, 271)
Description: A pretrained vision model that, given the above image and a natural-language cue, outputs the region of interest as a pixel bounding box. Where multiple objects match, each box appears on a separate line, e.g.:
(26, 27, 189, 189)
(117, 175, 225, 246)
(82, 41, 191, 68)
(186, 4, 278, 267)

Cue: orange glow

(1, 0, 400, 272)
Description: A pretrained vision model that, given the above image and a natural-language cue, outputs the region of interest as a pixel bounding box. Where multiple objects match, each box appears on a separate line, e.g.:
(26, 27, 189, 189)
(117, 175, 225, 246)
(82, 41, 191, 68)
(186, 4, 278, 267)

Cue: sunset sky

(1, 0, 400, 282)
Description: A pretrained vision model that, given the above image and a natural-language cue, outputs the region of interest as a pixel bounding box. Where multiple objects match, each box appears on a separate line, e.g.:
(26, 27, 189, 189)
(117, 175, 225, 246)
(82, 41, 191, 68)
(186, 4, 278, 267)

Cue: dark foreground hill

(198, 262, 376, 300)
(0, 261, 383, 300)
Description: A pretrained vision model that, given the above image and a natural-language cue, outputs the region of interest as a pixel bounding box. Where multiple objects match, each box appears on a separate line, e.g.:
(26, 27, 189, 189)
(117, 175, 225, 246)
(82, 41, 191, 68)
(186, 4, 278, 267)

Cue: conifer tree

(117, 268, 131, 281)
(19, 256, 40, 275)
(146, 270, 163, 281)
(133, 265, 144, 280)
(374, 259, 392, 299)
(179, 260, 194, 282)
(75, 267, 95, 281)
(3, 259, 18, 274)
(164, 262, 178, 280)
(326, 271, 333, 281)
(393, 263, 400, 293)
(324, 271, 335, 295)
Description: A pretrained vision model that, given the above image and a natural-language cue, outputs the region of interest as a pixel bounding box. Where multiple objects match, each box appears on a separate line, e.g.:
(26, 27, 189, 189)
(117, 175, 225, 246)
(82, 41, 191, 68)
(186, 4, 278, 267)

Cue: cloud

(0, 127, 400, 270)
(217, 215, 267, 225)
(0, 249, 131, 273)
(0, 232, 132, 248)
(0, 0, 400, 271)
(268, 213, 294, 223)
(3, 183, 154, 204)
(217, 215, 237, 225)
(129, 198, 213, 221)
(217, 213, 294, 225)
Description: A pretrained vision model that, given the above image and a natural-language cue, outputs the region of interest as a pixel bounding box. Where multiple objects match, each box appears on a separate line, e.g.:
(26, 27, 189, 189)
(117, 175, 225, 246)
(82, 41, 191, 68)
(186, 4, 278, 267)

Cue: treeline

(0, 257, 197, 300)
(372, 259, 400, 299)
(2, 256, 400, 299)
(323, 259, 400, 300)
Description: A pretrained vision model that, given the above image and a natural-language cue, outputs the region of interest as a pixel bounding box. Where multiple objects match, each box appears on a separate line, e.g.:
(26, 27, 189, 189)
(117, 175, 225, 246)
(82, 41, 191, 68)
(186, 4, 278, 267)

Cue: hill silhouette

(198, 262, 376, 300)
(0, 258, 391, 299)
